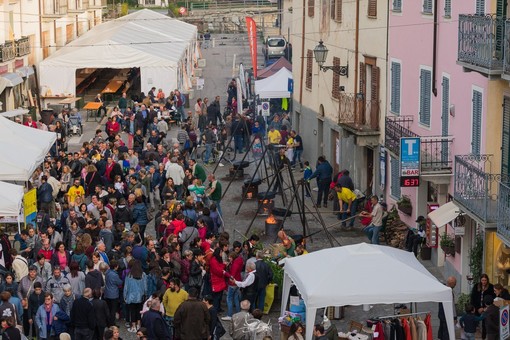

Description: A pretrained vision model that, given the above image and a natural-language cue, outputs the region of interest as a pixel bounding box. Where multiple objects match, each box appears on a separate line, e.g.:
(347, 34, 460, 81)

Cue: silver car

(264, 36, 287, 59)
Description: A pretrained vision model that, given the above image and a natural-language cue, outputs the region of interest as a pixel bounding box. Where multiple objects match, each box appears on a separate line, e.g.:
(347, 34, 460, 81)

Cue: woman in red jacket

(209, 247, 228, 311)
(224, 251, 244, 320)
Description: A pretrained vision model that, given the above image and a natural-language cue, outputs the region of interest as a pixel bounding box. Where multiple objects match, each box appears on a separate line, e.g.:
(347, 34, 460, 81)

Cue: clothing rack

(376, 311, 431, 320)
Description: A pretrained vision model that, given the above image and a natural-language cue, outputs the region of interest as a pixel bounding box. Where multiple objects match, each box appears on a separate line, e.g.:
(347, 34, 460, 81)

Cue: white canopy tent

(0, 115, 56, 181)
(254, 67, 293, 99)
(1, 108, 29, 118)
(38, 9, 198, 97)
(282, 243, 455, 340)
(0, 181, 24, 217)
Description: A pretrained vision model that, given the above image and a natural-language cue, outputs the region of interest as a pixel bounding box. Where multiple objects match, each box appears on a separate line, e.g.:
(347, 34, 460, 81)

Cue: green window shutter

(471, 90, 483, 155)
(419, 69, 431, 127)
(390, 156, 401, 199)
(391, 62, 401, 115)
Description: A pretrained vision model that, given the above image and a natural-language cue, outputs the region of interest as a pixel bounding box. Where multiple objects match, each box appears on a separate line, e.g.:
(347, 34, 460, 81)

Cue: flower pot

(441, 245, 456, 256)
(397, 203, 412, 216)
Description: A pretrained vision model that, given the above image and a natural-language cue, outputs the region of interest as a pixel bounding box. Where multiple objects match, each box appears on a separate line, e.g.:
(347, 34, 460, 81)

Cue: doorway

(317, 119, 324, 156)
(331, 129, 340, 174)
(366, 148, 374, 195)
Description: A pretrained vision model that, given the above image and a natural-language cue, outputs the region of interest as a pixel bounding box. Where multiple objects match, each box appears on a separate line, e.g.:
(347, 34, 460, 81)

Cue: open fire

(265, 214, 282, 237)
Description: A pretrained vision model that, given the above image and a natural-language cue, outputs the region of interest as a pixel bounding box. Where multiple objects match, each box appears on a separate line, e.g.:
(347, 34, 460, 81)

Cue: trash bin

(40, 109, 54, 125)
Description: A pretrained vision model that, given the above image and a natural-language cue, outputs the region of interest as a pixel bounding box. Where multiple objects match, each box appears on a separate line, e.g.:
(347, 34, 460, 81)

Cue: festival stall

(254, 67, 293, 99)
(257, 57, 292, 79)
(38, 9, 198, 99)
(281, 243, 455, 340)
(0, 182, 24, 217)
(0, 115, 56, 181)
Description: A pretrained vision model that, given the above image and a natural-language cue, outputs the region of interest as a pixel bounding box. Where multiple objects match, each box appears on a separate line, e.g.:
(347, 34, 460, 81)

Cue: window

(419, 68, 431, 126)
(471, 89, 482, 155)
(368, 0, 377, 17)
(330, 0, 342, 21)
(308, 0, 314, 17)
(390, 61, 401, 115)
(393, 0, 401, 12)
(390, 156, 401, 199)
(476, 0, 485, 15)
(502, 97, 510, 177)
(332, 57, 340, 99)
(441, 76, 450, 163)
(306, 49, 313, 90)
(423, 0, 432, 14)
(444, 0, 451, 17)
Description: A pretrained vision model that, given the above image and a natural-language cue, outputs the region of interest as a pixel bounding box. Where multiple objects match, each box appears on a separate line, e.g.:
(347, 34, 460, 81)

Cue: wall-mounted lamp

(313, 40, 349, 77)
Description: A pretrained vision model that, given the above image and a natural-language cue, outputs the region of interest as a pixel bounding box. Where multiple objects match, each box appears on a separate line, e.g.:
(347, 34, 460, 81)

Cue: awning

(16, 66, 34, 78)
(0, 73, 23, 94)
(428, 201, 461, 227)
(1, 108, 29, 118)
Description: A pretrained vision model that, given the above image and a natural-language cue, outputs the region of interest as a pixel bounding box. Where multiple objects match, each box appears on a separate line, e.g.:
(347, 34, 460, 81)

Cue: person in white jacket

(165, 157, 185, 199)
(10, 249, 28, 283)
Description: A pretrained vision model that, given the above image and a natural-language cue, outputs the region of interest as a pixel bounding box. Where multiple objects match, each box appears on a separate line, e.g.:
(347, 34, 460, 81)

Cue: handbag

(213, 316, 226, 339)
(188, 273, 203, 288)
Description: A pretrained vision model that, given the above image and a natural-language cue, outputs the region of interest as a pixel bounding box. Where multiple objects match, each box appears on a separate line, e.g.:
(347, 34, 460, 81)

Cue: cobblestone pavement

(69, 32, 447, 339)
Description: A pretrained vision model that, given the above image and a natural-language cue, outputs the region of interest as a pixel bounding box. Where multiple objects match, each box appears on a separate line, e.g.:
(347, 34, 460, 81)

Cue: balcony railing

(454, 154, 507, 224)
(421, 136, 454, 174)
(0, 41, 16, 63)
(457, 14, 504, 76)
(384, 116, 418, 156)
(42, 0, 64, 16)
(498, 182, 510, 244)
(15, 37, 30, 57)
(338, 94, 380, 134)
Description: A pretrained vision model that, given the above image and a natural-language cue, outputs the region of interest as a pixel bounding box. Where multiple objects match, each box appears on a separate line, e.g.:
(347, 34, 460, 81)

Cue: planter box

(397, 204, 412, 216)
(441, 245, 455, 256)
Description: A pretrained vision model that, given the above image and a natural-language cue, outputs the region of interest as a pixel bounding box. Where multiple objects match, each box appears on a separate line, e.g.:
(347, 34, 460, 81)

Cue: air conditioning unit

(195, 68, 203, 77)
(198, 59, 206, 68)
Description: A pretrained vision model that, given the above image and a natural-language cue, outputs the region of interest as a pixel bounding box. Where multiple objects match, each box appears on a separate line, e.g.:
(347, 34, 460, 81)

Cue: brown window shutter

(308, 0, 315, 17)
(371, 65, 380, 101)
(370, 65, 380, 129)
(330, 0, 335, 19)
(336, 0, 342, 21)
(368, 0, 377, 17)
(306, 49, 313, 89)
(359, 62, 366, 96)
(332, 57, 340, 99)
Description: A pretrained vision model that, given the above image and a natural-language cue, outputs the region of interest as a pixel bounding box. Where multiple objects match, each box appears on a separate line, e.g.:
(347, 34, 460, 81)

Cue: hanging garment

(401, 318, 411, 340)
(409, 317, 418, 340)
(424, 314, 433, 340)
(374, 321, 385, 340)
(416, 319, 427, 340)
(282, 98, 288, 111)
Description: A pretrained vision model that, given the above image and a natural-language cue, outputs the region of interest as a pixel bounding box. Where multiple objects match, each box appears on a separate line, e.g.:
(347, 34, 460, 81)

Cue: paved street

(68, 33, 446, 339)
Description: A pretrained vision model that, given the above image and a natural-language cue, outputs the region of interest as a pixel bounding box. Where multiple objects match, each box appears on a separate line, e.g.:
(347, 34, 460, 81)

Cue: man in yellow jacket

(334, 183, 359, 230)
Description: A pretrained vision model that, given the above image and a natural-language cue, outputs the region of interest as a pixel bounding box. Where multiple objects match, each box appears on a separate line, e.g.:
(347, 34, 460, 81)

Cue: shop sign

(14, 59, 23, 68)
(454, 226, 465, 236)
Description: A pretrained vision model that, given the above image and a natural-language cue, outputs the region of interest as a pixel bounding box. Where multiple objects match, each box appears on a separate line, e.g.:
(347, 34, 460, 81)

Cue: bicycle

(200, 141, 235, 164)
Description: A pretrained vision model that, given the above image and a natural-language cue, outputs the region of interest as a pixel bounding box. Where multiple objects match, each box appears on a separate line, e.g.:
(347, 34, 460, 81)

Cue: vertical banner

(236, 77, 243, 114)
(246, 17, 258, 79)
(23, 189, 37, 226)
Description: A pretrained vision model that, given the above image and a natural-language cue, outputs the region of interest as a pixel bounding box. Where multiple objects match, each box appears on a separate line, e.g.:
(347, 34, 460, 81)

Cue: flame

(266, 214, 277, 224)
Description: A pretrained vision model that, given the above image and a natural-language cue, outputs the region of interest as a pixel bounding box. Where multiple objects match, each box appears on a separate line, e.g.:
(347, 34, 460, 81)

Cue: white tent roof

(1, 108, 29, 118)
(282, 243, 455, 340)
(254, 67, 293, 99)
(38, 9, 197, 95)
(0, 116, 56, 181)
(0, 181, 23, 217)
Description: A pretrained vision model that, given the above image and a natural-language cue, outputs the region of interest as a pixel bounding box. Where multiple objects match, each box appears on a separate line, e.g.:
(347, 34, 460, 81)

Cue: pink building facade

(385, 0, 496, 292)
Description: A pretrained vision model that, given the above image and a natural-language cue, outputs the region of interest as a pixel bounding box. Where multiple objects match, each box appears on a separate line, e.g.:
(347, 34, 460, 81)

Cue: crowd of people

(2, 85, 308, 340)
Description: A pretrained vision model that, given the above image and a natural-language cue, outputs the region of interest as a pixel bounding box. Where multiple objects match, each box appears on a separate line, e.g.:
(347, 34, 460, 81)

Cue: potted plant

(440, 232, 456, 256)
(397, 195, 413, 215)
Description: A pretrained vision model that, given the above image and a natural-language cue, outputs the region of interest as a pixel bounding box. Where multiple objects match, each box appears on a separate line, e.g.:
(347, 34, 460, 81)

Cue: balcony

(454, 154, 506, 225)
(88, 0, 106, 8)
(457, 14, 504, 77)
(338, 93, 380, 143)
(0, 41, 16, 63)
(42, 0, 65, 18)
(498, 182, 510, 245)
(384, 116, 418, 156)
(15, 37, 30, 57)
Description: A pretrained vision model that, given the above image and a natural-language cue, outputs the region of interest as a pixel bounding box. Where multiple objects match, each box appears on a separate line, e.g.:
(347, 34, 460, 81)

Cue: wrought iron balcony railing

(384, 116, 418, 156)
(457, 14, 504, 76)
(0, 41, 16, 63)
(421, 136, 454, 174)
(454, 154, 506, 223)
(15, 37, 30, 57)
(498, 181, 510, 245)
(338, 93, 380, 134)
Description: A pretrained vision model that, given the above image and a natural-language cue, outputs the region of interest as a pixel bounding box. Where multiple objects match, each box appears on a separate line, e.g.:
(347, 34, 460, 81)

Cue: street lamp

(313, 40, 349, 77)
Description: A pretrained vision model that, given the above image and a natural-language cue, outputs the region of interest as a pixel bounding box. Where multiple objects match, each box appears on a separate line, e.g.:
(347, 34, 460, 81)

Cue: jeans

(341, 200, 359, 227)
(164, 315, 174, 339)
(105, 297, 119, 327)
(204, 143, 213, 163)
(226, 286, 241, 317)
(234, 134, 243, 153)
(317, 180, 330, 206)
(212, 199, 222, 217)
(292, 149, 303, 169)
(364, 224, 382, 244)
(212, 291, 223, 312)
(256, 287, 266, 312)
(464, 332, 475, 340)
(75, 328, 93, 340)
(178, 106, 185, 122)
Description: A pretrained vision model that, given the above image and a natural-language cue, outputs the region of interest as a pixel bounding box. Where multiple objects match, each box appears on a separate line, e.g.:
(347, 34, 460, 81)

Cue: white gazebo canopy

(282, 243, 455, 340)
(0, 181, 24, 216)
(254, 67, 293, 99)
(0, 115, 56, 181)
(38, 9, 198, 96)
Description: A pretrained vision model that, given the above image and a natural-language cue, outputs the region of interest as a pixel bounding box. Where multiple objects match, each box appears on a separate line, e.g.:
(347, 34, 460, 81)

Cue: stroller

(67, 114, 82, 137)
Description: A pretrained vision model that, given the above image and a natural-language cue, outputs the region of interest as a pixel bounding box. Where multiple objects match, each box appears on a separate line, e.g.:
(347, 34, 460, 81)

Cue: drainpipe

(38, 0, 43, 58)
(298, 0, 305, 105)
(432, 0, 438, 96)
(354, 0, 359, 96)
